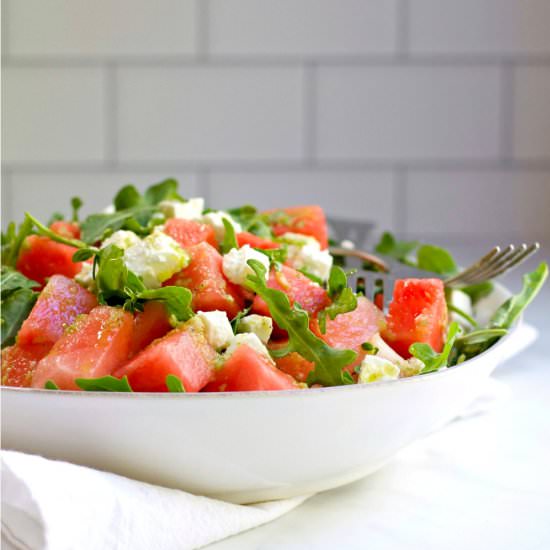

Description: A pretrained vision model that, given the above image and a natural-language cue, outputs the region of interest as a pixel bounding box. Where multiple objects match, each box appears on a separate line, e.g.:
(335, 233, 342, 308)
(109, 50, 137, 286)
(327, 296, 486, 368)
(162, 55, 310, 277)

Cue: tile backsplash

(2, 0, 550, 244)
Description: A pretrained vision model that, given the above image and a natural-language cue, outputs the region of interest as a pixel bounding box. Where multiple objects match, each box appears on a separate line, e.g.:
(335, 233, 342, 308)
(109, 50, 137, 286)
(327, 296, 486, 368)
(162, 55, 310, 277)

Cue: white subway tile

(513, 67, 550, 160)
(316, 66, 501, 161)
(5, 172, 199, 224)
(208, 171, 396, 231)
(2, 68, 105, 163)
(406, 171, 550, 239)
(117, 67, 304, 162)
(6, 0, 197, 58)
(409, 0, 550, 55)
(209, 0, 398, 57)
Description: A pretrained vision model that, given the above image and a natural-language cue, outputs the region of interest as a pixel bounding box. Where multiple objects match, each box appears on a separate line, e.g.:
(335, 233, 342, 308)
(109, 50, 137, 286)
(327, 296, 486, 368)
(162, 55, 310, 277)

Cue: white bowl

(1, 285, 518, 504)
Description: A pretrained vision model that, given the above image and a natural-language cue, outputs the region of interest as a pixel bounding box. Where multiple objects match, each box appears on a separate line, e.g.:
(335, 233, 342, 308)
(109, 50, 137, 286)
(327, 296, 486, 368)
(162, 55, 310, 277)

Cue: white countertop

(210, 248, 550, 550)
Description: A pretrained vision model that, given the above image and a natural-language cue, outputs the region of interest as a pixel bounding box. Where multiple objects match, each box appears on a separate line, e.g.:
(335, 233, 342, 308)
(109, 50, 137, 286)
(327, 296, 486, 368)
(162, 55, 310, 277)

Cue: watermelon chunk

(263, 205, 329, 249)
(50, 221, 81, 239)
(269, 341, 314, 383)
(17, 275, 97, 349)
(16, 236, 82, 287)
(114, 326, 217, 392)
(165, 242, 244, 318)
(204, 344, 298, 392)
(382, 278, 448, 358)
(31, 306, 134, 390)
(129, 301, 172, 358)
(163, 218, 217, 249)
(236, 232, 279, 250)
(252, 265, 330, 320)
(1, 343, 51, 387)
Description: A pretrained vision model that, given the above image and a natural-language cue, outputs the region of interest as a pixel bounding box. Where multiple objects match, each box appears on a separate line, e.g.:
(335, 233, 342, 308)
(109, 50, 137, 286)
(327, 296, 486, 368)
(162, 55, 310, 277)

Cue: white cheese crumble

(201, 211, 242, 242)
(222, 244, 270, 286)
(192, 310, 234, 351)
(236, 314, 273, 344)
(101, 229, 189, 289)
(224, 333, 274, 363)
(358, 355, 400, 384)
(75, 262, 95, 291)
(448, 289, 474, 328)
(277, 232, 333, 281)
(159, 197, 205, 221)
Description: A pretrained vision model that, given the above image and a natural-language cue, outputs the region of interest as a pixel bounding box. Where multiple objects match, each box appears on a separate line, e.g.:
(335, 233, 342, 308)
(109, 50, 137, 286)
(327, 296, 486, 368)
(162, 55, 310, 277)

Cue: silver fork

(330, 242, 540, 308)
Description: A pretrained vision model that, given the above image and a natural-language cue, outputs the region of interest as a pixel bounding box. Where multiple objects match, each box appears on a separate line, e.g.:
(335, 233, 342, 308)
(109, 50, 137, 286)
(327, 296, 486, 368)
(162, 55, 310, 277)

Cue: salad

(1, 179, 547, 393)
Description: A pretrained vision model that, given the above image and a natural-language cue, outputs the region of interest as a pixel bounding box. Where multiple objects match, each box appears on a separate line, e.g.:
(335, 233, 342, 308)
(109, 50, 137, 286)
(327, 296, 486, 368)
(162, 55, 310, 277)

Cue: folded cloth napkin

(1, 323, 538, 550)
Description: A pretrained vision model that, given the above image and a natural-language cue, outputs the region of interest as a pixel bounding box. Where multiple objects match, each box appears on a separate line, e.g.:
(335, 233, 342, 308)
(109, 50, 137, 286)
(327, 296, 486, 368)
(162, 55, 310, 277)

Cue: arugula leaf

(25, 212, 86, 249)
(44, 380, 60, 390)
(489, 262, 548, 330)
(75, 375, 133, 392)
(138, 287, 194, 324)
(256, 247, 288, 269)
(246, 259, 356, 387)
(449, 328, 508, 365)
(1, 267, 39, 296)
(318, 266, 358, 334)
(114, 185, 144, 211)
(231, 305, 252, 334)
(80, 208, 154, 244)
(144, 178, 182, 205)
(72, 248, 98, 262)
(297, 268, 324, 285)
(1, 287, 38, 348)
(375, 232, 419, 265)
(47, 212, 65, 225)
(221, 218, 238, 254)
(416, 244, 458, 276)
(447, 303, 478, 328)
(71, 197, 83, 222)
(409, 322, 461, 375)
(227, 205, 273, 239)
(460, 281, 494, 304)
(166, 374, 186, 392)
(1, 217, 34, 267)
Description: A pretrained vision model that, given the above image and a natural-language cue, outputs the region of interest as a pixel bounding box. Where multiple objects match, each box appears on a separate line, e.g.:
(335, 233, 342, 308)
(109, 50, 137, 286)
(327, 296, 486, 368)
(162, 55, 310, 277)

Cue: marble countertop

(210, 248, 550, 550)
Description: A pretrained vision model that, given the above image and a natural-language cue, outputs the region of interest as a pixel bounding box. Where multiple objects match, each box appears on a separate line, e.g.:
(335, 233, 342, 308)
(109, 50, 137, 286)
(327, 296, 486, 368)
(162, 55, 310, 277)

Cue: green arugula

(47, 212, 65, 225)
(409, 322, 461, 375)
(44, 380, 60, 390)
(489, 262, 548, 330)
(71, 197, 83, 222)
(80, 179, 181, 244)
(318, 266, 358, 334)
(375, 232, 419, 265)
(166, 374, 186, 392)
(256, 246, 288, 270)
(230, 305, 252, 334)
(416, 244, 458, 275)
(246, 260, 356, 387)
(1, 217, 35, 267)
(75, 375, 133, 392)
(227, 205, 273, 239)
(25, 212, 87, 249)
(1, 267, 39, 348)
(221, 218, 238, 254)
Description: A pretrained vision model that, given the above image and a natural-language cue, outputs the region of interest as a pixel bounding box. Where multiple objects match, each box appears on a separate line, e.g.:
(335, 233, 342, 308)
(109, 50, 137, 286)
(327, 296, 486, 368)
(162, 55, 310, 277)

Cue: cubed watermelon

(204, 344, 298, 392)
(16, 236, 82, 287)
(129, 301, 172, 358)
(236, 232, 279, 250)
(163, 218, 217, 249)
(50, 221, 81, 239)
(114, 326, 217, 392)
(31, 306, 134, 390)
(263, 205, 329, 249)
(382, 278, 448, 358)
(17, 275, 97, 349)
(268, 341, 314, 383)
(165, 242, 244, 318)
(1, 343, 51, 387)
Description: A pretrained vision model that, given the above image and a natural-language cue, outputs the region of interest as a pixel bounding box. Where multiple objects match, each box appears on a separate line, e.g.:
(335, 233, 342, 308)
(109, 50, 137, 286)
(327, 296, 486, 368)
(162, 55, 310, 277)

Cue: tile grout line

(196, 0, 209, 61)
(396, 0, 410, 60)
(103, 62, 118, 168)
(303, 62, 317, 165)
(499, 61, 516, 164)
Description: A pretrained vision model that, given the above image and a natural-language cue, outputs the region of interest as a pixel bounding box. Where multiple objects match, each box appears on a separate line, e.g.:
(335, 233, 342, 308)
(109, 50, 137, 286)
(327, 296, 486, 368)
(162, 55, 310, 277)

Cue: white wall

(2, 0, 550, 245)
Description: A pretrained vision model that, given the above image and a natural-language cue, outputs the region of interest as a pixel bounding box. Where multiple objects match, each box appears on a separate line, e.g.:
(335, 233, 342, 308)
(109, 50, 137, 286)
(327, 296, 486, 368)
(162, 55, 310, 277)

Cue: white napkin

(1, 323, 538, 550)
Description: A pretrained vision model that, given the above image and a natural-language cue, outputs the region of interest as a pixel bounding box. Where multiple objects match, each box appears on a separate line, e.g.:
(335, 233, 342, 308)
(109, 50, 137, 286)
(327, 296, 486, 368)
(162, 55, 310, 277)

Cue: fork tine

(444, 246, 501, 286)
(468, 243, 540, 283)
(462, 244, 519, 283)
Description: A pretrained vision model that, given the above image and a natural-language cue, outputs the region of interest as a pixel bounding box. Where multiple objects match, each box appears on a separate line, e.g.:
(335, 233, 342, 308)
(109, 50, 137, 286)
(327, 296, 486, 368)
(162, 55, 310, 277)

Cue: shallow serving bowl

(1, 284, 521, 504)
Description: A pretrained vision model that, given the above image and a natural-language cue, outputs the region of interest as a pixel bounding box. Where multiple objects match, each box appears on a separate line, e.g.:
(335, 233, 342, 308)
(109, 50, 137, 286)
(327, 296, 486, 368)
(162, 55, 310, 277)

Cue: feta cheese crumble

(201, 211, 242, 242)
(358, 355, 400, 384)
(222, 245, 270, 286)
(193, 311, 234, 351)
(236, 314, 273, 344)
(278, 232, 333, 282)
(159, 197, 204, 221)
(101, 229, 189, 289)
(224, 333, 273, 363)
